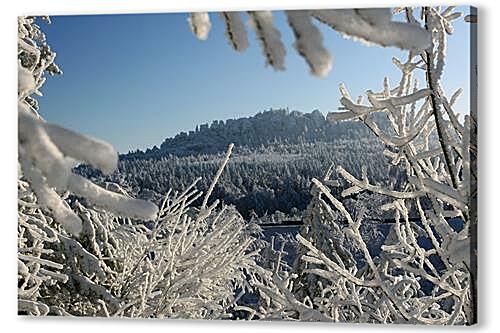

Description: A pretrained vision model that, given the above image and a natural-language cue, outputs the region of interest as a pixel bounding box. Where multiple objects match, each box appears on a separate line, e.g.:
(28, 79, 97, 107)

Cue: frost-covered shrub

(288, 6, 476, 325)
(19, 169, 262, 318)
(19, 121, 261, 318)
(17, 17, 260, 318)
(106, 145, 262, 319)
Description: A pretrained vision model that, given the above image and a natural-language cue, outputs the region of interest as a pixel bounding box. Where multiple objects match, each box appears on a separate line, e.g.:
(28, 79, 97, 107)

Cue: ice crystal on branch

(188, 12, 211, 40)
(291, 6, 475, 324)
(17, 17, 158, 236)
(187, 9, 431, 77)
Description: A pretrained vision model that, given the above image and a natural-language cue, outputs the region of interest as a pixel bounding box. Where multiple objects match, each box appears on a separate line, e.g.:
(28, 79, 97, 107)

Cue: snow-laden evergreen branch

(219, 12, 249, 52)
(248, 11, 286, 71)
(187, 9, 432, 77)
(312, 9, 431, 51)
(18, 17, 158, 236)
(188, 12, 211, 40)
(286, 10, 332, 77)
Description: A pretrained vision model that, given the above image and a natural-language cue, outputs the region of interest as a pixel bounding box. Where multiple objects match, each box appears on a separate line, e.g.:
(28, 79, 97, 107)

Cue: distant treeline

(78, 109, 400, 219)
(123, 108, 389, 158)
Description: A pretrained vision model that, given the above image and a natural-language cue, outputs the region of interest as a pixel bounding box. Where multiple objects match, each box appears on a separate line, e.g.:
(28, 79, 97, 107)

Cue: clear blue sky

(37, 8, 471, 153)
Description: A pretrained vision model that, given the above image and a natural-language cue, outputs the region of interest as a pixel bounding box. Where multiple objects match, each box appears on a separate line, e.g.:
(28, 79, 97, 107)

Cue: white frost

(356, 8, 392, 26)
(18, 65, 36, 99)
(188, 12, 211, 40)
(219, 12, 249, 52)
(18, 104, 159, 234)
(286, 10, 333, 78)
(67, 174, 159, 220)
(42, 122, 118, 175)
(312, 9, 431, 51)
(248, 11, 286, 70)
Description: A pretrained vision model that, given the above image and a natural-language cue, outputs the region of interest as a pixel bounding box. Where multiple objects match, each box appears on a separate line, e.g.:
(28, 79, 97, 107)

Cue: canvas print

(17, 6, 477, 325)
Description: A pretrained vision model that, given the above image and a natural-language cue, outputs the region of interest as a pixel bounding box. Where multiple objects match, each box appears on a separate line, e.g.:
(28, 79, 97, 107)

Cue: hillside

(79, 109, 395, 219)
(123, 108, 386, 158)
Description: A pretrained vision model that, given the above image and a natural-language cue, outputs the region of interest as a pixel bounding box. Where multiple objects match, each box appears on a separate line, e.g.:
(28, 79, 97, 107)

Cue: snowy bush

(227, 6, 476, 325)
(17, 17, 260, 318)
(288, 6, 476, 325)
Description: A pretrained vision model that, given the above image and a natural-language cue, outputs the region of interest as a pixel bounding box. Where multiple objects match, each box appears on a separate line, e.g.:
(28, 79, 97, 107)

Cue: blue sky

(37, 8, 471, 153)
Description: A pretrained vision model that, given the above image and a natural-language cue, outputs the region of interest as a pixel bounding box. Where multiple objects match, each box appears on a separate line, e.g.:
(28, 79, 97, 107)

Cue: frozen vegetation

(191, 8, 432, 77)
(18, 7, 476, 325)
(79, 109, 393, 220)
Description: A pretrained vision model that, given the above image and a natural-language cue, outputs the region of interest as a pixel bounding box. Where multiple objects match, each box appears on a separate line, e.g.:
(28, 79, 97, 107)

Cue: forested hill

(79, 109, 394, 220)
(122, 109, 384, 159)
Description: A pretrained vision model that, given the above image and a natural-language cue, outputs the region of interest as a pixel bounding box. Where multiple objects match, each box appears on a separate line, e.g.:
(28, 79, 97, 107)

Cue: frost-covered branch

(188, 12, 211, 40)
(187, 9, 432, 77)
(248, 11, 286, 71)
(293, 6, 475, 324)
(286, 10, 332, 77)
(18, 17, 158, 236)
(219, 12, 249, 52)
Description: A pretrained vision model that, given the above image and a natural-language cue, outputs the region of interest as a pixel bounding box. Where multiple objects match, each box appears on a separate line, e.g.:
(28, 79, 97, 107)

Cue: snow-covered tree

(288, 6, 476, 324)
(17, 16, 161, 315)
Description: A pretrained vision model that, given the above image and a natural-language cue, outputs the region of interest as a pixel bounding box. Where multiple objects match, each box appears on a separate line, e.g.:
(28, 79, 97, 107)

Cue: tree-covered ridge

(79, 110, 394, 220)
(123, 108, 388, 158)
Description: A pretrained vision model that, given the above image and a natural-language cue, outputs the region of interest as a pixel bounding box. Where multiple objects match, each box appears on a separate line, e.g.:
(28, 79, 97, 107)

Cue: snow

(21, 157, 83, 236)
(356, 8, 392, 26)
(312, 9, 432, 51)
(286, 10, 332, 78)
(67, 174, 159, 220)
(220, 12, 249, 52)
(19, 103, 160, 230)
(43, 122, 118, 175)
(18, 65, 36, 99)
(190, 8, 431, 76)
(188, 12, 211, 40)
(248, 11, 286, 71)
